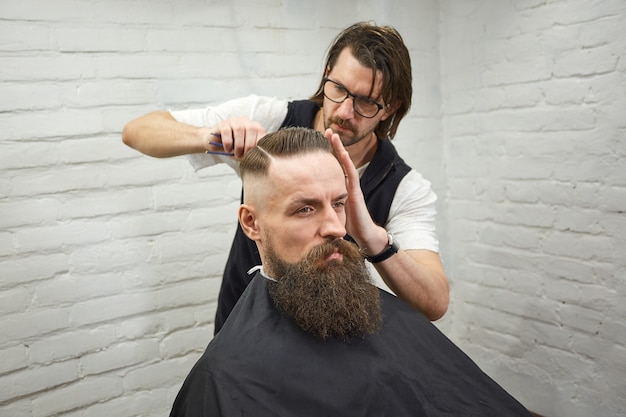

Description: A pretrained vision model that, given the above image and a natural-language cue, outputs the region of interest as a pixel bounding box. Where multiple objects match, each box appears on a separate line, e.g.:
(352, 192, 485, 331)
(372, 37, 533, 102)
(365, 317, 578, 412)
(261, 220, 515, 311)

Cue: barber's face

(322, 47, 392, 146)
(256, 152, 348, 271)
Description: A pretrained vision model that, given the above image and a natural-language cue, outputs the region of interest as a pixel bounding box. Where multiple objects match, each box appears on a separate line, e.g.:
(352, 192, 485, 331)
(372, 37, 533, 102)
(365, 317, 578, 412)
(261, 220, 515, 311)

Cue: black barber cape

(170, 273, 533, 417)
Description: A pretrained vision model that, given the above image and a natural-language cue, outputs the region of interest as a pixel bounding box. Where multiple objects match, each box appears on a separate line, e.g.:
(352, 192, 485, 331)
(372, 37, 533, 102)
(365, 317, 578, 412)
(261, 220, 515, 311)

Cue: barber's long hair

(240, 127, 333, 180)
(310, 22, 412, 140)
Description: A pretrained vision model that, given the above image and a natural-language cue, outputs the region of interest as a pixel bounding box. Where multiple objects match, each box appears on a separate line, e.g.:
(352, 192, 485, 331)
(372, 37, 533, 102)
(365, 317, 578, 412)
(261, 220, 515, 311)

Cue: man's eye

(333, 201, 346, 209)
(360, 97, 377, 106)
(297, 206, 314, 214)
(334, 84, 348, 94)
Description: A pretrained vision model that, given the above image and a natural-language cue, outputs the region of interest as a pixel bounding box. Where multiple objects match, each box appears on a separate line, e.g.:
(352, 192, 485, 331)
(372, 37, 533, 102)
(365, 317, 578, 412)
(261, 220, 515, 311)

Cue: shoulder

(397, 169, 434, 195)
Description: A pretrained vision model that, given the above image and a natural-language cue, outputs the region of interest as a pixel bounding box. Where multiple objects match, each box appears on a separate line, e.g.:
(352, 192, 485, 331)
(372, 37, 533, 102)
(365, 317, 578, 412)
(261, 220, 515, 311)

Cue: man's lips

(326, 248, 344, 261)
(331, 121, 352, 134)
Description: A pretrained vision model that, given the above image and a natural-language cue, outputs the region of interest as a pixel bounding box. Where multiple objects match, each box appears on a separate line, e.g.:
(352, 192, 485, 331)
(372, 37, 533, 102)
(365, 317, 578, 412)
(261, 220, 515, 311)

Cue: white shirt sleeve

(385, 170, 439, 253)
(170, 95, 289, 172)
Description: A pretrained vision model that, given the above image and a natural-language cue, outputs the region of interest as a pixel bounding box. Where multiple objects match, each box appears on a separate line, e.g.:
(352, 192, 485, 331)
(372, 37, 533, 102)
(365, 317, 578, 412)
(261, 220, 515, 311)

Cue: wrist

(196, 127, 213, 153)
(362, 231, 400, 263)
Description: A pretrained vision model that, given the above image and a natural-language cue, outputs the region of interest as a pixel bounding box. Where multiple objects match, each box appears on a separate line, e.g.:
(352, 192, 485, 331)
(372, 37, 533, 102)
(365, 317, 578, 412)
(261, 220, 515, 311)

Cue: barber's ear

(238, 204, 261, 241)
(380, 102, 400, 121)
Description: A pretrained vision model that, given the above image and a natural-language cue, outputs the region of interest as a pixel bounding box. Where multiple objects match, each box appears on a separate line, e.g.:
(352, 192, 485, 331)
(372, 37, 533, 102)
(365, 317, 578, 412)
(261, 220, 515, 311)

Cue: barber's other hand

(208, 117, 267, 160)
(324, 129, 388, 253)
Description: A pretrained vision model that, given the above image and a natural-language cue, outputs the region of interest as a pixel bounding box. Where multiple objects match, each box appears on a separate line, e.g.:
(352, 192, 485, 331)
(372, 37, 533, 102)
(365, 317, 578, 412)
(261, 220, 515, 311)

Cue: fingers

(324, 129, 356, 183)
(211, 117, 267, 160)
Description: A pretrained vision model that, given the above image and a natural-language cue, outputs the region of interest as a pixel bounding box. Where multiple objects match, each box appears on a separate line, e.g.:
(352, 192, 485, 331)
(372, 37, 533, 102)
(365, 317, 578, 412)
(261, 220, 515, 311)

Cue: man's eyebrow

(288, 193, 348, 206)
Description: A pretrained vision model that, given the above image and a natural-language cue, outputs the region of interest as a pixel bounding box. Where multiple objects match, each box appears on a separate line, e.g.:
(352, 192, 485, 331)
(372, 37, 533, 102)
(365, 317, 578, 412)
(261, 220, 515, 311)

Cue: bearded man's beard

(265, 238, 382, 341)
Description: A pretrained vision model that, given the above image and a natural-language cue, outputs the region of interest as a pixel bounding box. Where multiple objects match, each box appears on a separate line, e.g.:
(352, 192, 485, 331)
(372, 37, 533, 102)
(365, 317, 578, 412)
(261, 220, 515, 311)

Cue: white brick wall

(440, 1, 626, 416)
(1, 0, 624, 416)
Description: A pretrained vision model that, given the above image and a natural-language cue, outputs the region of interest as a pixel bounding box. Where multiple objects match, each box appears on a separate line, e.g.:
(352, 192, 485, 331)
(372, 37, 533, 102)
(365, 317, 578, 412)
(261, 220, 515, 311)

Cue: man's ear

(238, 204, 261, 241)
(380, 102, 400, 122)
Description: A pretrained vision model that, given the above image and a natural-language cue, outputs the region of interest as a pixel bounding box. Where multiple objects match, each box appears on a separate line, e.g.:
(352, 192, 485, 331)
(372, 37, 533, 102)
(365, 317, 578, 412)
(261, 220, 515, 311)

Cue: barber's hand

(206, 116, 267, 160)
(325, 129, 388, 254)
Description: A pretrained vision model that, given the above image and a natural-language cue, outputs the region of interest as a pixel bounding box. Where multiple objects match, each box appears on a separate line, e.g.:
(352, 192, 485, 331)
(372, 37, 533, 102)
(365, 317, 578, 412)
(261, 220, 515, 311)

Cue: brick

(542, 78, 595, 106)
(56, 27, 146, 52)
(0, 344, 28, 375)
(31, 376, 123, 417)
(61, 388, 173, 417)
(559, 303, 605, 334)
(69, 291, 158, 326)
(154, 279, 216, 310)
(553, 207, 605, 234)
(81, 340, 160, 375)
(0, 0, 92, 21)
(0, 231, 14, 257)
(57, 134, 134, 164)
(122, 356, 195, 391)
(542, 231, 617, 262)
(154, 229, 232, 262)
(60, 188, 153, 219)
(146, 28, 225, 53)
(0, 109, 103, 142)
(33, 274, 140, 307)
(554, 45, 620, 77)
(0, 82, 62, 112)
(116, 306, 204, 341)
(159, 325, 212, 359)
(94, 54, 181, 79)
(492, 202, 556, 228)
(0, 141, 58, 170)
(0, 360, 78, 403)
(60, 80, 157, 107)
(599, 185, 626, 213)
(537, 256, 596, 285)
(0, 286, 29, 315)
(108, 211, 188, 239)
(0, 21, 51, 51)
(104, 157, 192, 188)
(28, 325, 118, 365)
(478, 223, 543, 250)
(0, 253, 70, 289)
(14, 220, 111, 253)
(0, 197, 62, 228)
(0, 307, 70, 346)
(0, 399, 33, 417)
(0, 55, 97, 82)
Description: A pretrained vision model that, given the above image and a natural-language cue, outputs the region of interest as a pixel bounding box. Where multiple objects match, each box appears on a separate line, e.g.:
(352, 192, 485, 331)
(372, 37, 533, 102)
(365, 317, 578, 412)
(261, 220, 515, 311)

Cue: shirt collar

(247, 265, 277, 282)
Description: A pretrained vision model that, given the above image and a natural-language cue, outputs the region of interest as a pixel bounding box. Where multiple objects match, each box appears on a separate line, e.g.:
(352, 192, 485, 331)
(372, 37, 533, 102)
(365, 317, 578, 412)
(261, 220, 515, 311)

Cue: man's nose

(336, 97, 355, 119)
(320, 208, 347, 239)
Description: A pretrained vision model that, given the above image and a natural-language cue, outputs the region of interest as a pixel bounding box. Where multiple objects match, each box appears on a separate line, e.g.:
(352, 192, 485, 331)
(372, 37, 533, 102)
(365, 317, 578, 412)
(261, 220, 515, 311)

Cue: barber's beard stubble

(266, 238, 382, 341)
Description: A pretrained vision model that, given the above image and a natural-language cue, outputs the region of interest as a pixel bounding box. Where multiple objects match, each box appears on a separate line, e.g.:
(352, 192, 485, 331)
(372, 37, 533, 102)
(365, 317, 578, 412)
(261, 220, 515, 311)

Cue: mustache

(329, 117, 355, 132)
(306, 238, 361, 264)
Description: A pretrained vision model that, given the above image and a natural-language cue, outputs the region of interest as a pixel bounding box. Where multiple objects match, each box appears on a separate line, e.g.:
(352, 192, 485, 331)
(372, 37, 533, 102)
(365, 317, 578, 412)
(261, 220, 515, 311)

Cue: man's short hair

(239, 127, 333, 181)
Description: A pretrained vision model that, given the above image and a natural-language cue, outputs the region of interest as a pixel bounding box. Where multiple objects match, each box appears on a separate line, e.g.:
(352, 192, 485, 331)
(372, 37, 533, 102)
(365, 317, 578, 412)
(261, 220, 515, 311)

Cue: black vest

(214, 100, 411, 333)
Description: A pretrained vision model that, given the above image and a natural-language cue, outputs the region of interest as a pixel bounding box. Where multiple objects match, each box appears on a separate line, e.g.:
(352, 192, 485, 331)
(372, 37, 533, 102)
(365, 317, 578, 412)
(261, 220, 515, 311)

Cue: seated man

(169, 127, 533, 417)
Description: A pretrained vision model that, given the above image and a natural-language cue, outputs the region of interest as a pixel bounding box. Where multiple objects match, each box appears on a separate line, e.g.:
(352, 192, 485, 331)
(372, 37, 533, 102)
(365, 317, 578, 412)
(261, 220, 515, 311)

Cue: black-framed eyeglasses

(322, 78, 384, 118)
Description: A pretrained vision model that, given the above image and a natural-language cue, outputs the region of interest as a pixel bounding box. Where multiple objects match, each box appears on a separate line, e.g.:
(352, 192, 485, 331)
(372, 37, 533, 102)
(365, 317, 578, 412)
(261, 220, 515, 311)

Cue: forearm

(122, 111, 208, 158)
(352, 223, 450, 320)
(373, 248, 449, 321)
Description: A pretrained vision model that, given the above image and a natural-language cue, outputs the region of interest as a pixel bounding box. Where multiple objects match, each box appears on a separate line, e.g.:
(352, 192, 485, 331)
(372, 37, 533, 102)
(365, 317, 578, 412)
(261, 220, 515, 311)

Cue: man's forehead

(329, 48, 383, 95)
(267, 152, 345, 193)
(271, 151, 340, 172)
